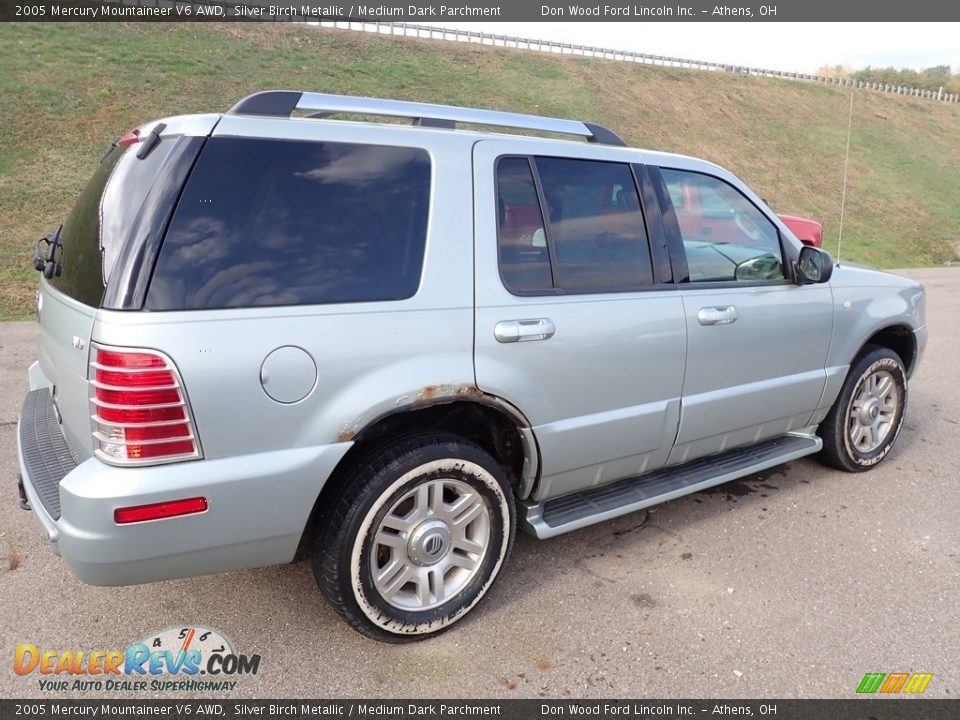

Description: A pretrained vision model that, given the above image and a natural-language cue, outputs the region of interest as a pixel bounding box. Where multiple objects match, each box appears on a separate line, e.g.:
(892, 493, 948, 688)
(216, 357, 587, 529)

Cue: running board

(522, 434, 821, 539)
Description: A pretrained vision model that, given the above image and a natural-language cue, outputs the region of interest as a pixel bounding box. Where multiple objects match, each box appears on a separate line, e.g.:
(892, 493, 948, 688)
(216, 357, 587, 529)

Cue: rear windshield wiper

(33, 222, 63, 279)
(99, 122, 165, 163)
(136, 122, 166, 160)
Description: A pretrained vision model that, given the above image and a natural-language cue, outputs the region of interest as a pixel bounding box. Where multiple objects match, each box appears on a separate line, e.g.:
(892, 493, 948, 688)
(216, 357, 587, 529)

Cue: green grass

(1, 22, 958, 319)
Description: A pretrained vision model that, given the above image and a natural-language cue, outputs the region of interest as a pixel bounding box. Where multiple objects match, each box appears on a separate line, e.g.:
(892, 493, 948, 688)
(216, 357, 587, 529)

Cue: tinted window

(660, 168, 784, 283)
(147, 138, 431, 310)
(496, 156, 653, 295)
(50, 141, 175, 306)
(496, 158, 553, 293)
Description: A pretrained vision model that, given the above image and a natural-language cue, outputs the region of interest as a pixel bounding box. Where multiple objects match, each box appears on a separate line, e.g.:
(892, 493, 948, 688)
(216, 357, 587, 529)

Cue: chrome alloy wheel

(370, 478, 491, 612)
(848, 369, 900, 453)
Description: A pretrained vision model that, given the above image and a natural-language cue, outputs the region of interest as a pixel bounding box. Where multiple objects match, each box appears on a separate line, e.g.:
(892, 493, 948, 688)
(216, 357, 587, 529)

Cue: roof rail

(227, 91, 626, 147)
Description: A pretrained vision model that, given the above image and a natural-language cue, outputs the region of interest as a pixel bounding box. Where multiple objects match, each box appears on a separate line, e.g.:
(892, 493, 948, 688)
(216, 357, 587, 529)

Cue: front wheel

(818, 346, 908, 472)
(313, 433, 515, 642)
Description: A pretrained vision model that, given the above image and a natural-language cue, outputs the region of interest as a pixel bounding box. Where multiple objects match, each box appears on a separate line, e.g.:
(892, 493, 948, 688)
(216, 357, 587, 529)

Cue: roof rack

(227, 91, 626, 147)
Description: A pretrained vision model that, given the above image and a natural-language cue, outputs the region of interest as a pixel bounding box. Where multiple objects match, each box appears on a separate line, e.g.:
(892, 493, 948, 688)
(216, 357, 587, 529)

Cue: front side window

(660, 168, 784, 283)
(147, 138, 431, 310)
(496, 156, 654, 295)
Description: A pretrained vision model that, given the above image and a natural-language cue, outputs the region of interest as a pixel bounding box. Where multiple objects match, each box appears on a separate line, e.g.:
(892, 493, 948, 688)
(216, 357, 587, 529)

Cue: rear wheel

(818, 346, 908, 472)
(313, 432, 515, 642)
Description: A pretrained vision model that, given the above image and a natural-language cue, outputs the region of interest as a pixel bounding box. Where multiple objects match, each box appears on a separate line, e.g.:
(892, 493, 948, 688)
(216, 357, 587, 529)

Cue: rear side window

(496, 158, 553, 293)
(50, 141, 176, 307)
(496, 156, 654, 295)
(146, 138, 431, 310)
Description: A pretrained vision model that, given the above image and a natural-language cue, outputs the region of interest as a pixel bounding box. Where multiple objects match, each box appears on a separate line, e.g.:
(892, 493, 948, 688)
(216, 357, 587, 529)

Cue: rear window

(146, 138, 432, 311)
(50, 141, 175, 306)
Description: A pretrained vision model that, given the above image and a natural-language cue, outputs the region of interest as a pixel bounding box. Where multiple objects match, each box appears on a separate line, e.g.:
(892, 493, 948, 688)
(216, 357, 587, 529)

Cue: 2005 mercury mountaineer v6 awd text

(16, 91, 926, 641)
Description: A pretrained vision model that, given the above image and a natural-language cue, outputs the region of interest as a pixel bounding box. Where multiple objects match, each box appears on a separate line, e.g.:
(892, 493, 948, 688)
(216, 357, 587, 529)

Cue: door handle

(697, 306, 737, 326)
(494, 318, 556, 343)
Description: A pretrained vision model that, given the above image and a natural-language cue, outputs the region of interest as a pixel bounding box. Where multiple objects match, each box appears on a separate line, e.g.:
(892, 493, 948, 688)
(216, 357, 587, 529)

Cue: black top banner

(2, 0, 959, 21)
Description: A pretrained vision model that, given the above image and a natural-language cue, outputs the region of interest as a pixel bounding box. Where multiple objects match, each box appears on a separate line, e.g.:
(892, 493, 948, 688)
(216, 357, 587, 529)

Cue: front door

(653, 166, 833, 465)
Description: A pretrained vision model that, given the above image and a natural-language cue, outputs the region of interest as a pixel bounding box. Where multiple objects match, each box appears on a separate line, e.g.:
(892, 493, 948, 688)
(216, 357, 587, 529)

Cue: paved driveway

(1, 268, 957, 699)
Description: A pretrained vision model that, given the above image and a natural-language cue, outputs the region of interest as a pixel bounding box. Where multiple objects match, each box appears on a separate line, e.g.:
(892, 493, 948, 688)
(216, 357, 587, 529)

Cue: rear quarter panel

(91, 305, 475, 460)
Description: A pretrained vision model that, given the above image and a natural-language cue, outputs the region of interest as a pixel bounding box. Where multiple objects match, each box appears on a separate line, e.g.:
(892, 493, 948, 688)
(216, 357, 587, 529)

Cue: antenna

(836, 92, 854, 264)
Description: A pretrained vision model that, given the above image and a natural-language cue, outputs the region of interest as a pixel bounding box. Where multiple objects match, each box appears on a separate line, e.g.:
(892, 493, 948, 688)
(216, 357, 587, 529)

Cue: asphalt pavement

(0, 268, 957, 699)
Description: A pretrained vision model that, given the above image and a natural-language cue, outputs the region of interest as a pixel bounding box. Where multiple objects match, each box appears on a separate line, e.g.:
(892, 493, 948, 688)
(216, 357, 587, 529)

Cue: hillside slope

(1, 22, 958, 318)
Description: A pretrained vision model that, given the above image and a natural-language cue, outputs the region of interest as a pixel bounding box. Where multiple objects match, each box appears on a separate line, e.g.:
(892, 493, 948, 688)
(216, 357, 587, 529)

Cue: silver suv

(17, 92, 926, 641)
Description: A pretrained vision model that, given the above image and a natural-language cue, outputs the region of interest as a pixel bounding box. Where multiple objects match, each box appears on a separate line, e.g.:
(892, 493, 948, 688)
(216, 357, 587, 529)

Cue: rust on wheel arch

(335, 384, 540, 496)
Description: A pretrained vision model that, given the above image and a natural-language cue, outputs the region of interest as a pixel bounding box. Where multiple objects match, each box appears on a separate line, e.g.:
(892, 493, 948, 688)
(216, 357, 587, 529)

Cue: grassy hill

(1, 22, 958, 319)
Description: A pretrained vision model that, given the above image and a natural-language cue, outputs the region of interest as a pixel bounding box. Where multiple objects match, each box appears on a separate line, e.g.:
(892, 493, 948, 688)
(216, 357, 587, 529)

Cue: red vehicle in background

(779, 214, 824, 248)
(661, 172, 824, 249)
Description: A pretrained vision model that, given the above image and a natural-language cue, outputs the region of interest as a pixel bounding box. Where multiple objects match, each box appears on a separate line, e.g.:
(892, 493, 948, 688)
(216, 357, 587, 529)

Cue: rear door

(473, 140, 687, 501)
(652, 166, 833, 465)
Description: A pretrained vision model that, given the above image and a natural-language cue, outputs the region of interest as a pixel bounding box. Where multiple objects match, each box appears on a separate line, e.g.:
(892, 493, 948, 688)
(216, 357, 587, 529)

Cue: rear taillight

(90, 346, 201, 464)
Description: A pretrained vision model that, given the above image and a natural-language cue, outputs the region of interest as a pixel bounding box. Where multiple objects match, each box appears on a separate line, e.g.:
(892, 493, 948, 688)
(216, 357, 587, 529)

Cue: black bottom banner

(2, 699, 957, 720)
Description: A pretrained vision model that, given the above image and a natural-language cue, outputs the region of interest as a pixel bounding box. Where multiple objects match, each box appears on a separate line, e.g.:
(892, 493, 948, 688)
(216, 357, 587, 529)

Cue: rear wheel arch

(297, 396, 539, 559)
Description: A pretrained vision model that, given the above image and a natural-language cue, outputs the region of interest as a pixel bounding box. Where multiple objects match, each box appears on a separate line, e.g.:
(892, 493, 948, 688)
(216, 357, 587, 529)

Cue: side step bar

(522, 434, 821, 539)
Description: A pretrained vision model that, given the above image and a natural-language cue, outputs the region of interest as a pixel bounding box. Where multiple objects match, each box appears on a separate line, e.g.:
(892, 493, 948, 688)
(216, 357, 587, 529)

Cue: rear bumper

(17, 379, 351, 586)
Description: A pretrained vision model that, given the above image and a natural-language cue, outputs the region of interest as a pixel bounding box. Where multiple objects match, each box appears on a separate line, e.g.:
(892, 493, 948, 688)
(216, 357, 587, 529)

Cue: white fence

(314, 21, 960, 104)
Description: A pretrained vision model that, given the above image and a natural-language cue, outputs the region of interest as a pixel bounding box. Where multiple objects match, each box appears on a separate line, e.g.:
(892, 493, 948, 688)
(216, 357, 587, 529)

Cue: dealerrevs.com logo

(14, 625, 261, 693)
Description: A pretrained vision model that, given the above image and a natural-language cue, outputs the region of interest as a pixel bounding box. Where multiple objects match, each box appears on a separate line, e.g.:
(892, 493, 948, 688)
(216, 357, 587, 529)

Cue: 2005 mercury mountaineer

(17, 91, 926, 641)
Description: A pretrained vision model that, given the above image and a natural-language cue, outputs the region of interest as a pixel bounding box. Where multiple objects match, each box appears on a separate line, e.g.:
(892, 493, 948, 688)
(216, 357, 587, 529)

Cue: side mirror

(796, 245, 834, 285)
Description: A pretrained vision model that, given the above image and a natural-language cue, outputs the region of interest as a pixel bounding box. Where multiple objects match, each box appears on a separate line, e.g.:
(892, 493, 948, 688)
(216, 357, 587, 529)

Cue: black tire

(313, 432, 516, 642)
(818, 345, 908, 472)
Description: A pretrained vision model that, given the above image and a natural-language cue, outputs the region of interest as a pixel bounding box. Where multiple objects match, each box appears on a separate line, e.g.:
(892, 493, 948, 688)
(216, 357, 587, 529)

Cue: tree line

(816, 64, 960, 93)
